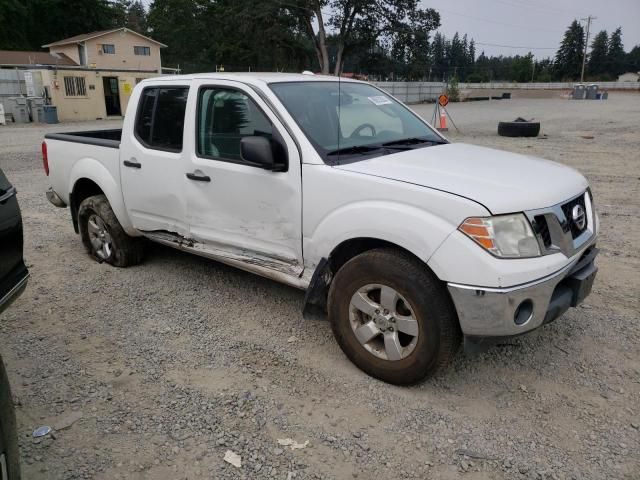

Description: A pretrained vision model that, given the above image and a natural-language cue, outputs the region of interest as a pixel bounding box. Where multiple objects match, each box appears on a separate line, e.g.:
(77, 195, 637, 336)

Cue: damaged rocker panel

(143, 231, 308, 289)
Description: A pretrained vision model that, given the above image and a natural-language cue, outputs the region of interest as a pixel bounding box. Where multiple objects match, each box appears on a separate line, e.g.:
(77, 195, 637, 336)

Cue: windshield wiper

(382, 137, 446, 147)
(327, 145, 383, 156)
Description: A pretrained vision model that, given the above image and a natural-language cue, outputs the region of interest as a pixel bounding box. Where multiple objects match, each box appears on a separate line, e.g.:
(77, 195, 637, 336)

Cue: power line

(435, 7, 563, 33)
(475, 42, 557, 50)
(490, 0, 585, 17)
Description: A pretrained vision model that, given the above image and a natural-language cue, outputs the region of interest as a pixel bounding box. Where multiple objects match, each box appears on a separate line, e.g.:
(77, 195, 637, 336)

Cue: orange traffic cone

(438, 109, 448, 131)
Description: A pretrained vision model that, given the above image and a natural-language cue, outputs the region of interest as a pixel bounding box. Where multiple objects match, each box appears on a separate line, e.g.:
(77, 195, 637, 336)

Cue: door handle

(123, 159, 142, 169)
(186, 172, 211, 182)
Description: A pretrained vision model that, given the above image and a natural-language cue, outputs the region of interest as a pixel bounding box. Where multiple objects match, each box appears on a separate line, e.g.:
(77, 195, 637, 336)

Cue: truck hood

(334, 143, 588, 214)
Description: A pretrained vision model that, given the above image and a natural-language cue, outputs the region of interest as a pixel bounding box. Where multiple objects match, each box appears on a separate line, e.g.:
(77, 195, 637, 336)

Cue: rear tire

(78, 194, 143, 267)
(327, 248, 461, 385)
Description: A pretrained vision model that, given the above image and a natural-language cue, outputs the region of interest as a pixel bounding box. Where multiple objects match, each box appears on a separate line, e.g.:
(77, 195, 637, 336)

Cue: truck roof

(139, 72, 363, 86)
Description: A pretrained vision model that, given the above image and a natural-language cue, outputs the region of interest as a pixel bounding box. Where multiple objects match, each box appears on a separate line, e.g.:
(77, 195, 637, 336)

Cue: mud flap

(302, 258, 331, 319)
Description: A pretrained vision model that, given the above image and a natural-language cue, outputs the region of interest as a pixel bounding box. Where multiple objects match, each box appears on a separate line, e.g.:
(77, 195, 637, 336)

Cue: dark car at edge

(1, 167, 29, 480)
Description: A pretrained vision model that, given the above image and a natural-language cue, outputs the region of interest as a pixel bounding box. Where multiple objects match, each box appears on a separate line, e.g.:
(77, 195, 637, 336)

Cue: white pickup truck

(44, 73, 598, 384)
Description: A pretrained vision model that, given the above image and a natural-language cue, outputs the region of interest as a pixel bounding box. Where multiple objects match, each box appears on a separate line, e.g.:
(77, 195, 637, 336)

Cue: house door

(103, 77, 122, 116)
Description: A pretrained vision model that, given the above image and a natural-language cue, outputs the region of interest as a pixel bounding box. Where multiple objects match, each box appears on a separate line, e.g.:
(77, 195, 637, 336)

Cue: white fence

(371, 82, 445, 103)
(458, 81, 640, 90)
(372, 80, 640, 103)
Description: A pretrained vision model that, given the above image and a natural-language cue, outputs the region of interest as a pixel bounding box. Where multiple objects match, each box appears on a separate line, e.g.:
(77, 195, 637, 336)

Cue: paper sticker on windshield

(368, 95, 392, 106)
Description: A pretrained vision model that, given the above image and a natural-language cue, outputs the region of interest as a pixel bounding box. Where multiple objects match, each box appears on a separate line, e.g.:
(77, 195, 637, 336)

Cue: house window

(134, 46, 150, 56)
(102, 44, 116, 54)
(63, 76, 87, 97)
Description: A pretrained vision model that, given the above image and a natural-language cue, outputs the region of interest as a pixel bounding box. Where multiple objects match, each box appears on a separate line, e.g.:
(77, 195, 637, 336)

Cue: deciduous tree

(290, 0, 439, 75)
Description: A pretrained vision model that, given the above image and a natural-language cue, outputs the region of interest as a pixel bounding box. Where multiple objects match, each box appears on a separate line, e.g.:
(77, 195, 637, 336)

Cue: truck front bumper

(447, 245, 598, 345)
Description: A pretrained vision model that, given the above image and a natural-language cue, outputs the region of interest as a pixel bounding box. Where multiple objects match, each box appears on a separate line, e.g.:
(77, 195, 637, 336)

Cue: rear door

(120, 83, 190, 235)
(184, 80, 303, 274)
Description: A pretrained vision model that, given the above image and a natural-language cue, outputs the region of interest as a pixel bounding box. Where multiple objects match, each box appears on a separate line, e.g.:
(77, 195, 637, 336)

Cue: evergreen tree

(627, 45, 640, 73)
(468, 39, 476, 65)
(148, 0, 312, 73)
(431, 32, 447, 80)
(554, 20, 585, 80)
(587, 30, 608, 78)
(25, 0, 114, 50)
(127, 1, 148, 33)
(110, 0, 131, 27)
(0, 0, 29, 49)
(607, 27, 625, 76)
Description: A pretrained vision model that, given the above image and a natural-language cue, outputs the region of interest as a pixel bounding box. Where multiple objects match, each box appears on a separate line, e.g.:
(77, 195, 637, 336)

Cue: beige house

(43, 28, 165, 73)
(29, 28, 168, 121)
(617, 72, 639, 82)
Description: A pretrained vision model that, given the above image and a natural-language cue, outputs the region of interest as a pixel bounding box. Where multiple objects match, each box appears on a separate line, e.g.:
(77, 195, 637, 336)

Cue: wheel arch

(68, 158, 136, 235)
(303, 237, 445, 316)
(70, 178, 104, 233)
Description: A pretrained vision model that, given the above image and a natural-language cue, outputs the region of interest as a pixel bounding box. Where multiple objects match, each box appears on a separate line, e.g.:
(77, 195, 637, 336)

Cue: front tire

(78, 194, 143, 267)
(328, 248, 461, 385)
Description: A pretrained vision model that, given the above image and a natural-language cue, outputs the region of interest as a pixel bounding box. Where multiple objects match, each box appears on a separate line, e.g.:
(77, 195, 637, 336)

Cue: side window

(135, 88, 156, 143)
(135, 87, 188, 152)
(197, 88, 273, 162)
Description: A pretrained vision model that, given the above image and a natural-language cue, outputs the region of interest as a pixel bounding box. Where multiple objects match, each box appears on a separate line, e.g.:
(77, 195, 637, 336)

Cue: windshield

(269, 81, 446, 162)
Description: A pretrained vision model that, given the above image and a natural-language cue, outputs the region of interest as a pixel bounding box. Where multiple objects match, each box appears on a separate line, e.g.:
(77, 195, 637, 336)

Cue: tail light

(42, 141, 49, 176)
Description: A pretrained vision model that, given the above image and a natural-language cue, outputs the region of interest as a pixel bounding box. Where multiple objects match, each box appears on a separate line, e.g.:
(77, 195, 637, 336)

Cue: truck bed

(44, 129, 122, 149)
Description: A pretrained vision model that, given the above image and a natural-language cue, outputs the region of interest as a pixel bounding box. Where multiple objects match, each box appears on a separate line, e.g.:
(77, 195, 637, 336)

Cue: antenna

(337, 71, 341, 162)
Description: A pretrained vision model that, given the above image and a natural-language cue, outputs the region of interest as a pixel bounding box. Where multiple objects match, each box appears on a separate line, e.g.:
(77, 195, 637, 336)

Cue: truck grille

(525, 191, 594, 257)
(561, 194, 588, 238)
(533, 215, 552, 248)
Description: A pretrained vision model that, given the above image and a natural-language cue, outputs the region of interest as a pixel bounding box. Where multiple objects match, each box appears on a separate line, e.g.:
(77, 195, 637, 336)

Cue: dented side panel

(183, 79, 304, 277)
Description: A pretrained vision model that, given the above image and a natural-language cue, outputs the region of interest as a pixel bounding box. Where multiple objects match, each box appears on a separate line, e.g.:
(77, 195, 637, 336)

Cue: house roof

(42, 28, 167, 48)
(0, 50, 78, 66)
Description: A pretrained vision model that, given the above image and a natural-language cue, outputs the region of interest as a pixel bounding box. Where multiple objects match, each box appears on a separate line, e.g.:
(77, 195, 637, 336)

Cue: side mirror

(240, 136, 287, 171)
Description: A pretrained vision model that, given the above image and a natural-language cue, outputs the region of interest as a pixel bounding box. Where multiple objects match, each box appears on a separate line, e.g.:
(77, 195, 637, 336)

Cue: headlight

(458, 214, 541, 258)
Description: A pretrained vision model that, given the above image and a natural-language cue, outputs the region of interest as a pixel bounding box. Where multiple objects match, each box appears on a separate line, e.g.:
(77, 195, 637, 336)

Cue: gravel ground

(0, 94, 638, 480)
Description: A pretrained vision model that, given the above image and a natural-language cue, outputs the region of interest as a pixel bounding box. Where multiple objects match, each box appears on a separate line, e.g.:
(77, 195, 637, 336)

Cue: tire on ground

(498, 121, 540, 137)
(78, 194, 143, 267)
(327, 248, 461, 385)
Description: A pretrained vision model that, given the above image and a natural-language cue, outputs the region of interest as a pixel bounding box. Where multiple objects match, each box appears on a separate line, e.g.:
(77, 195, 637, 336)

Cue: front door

(185, 81, 303, 275)
(120, 85, 190, 235)
(103, 77, 121, 116)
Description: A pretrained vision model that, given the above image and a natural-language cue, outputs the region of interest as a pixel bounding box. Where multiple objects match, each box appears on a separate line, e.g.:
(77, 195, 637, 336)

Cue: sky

(423, 0, 640, 59)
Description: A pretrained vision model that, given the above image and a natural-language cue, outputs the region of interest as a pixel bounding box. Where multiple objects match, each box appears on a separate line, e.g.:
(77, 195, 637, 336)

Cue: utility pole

(531, 60, 536, 82)
(580, 15, 596, 83)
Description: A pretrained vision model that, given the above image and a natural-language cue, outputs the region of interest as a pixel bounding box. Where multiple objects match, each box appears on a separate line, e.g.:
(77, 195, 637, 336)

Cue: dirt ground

(0, 94, 638, 480)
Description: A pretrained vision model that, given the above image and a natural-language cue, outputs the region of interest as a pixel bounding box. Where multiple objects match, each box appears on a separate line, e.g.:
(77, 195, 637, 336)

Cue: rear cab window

(134, 86, 189, 152)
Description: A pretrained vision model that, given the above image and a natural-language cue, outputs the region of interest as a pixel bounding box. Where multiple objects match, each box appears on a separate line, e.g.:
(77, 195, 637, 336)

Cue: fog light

(514, 300, 533, 325)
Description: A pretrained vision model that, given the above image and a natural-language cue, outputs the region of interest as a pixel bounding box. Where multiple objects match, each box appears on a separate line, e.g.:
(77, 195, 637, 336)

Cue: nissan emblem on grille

(572, 204, 586, 231)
